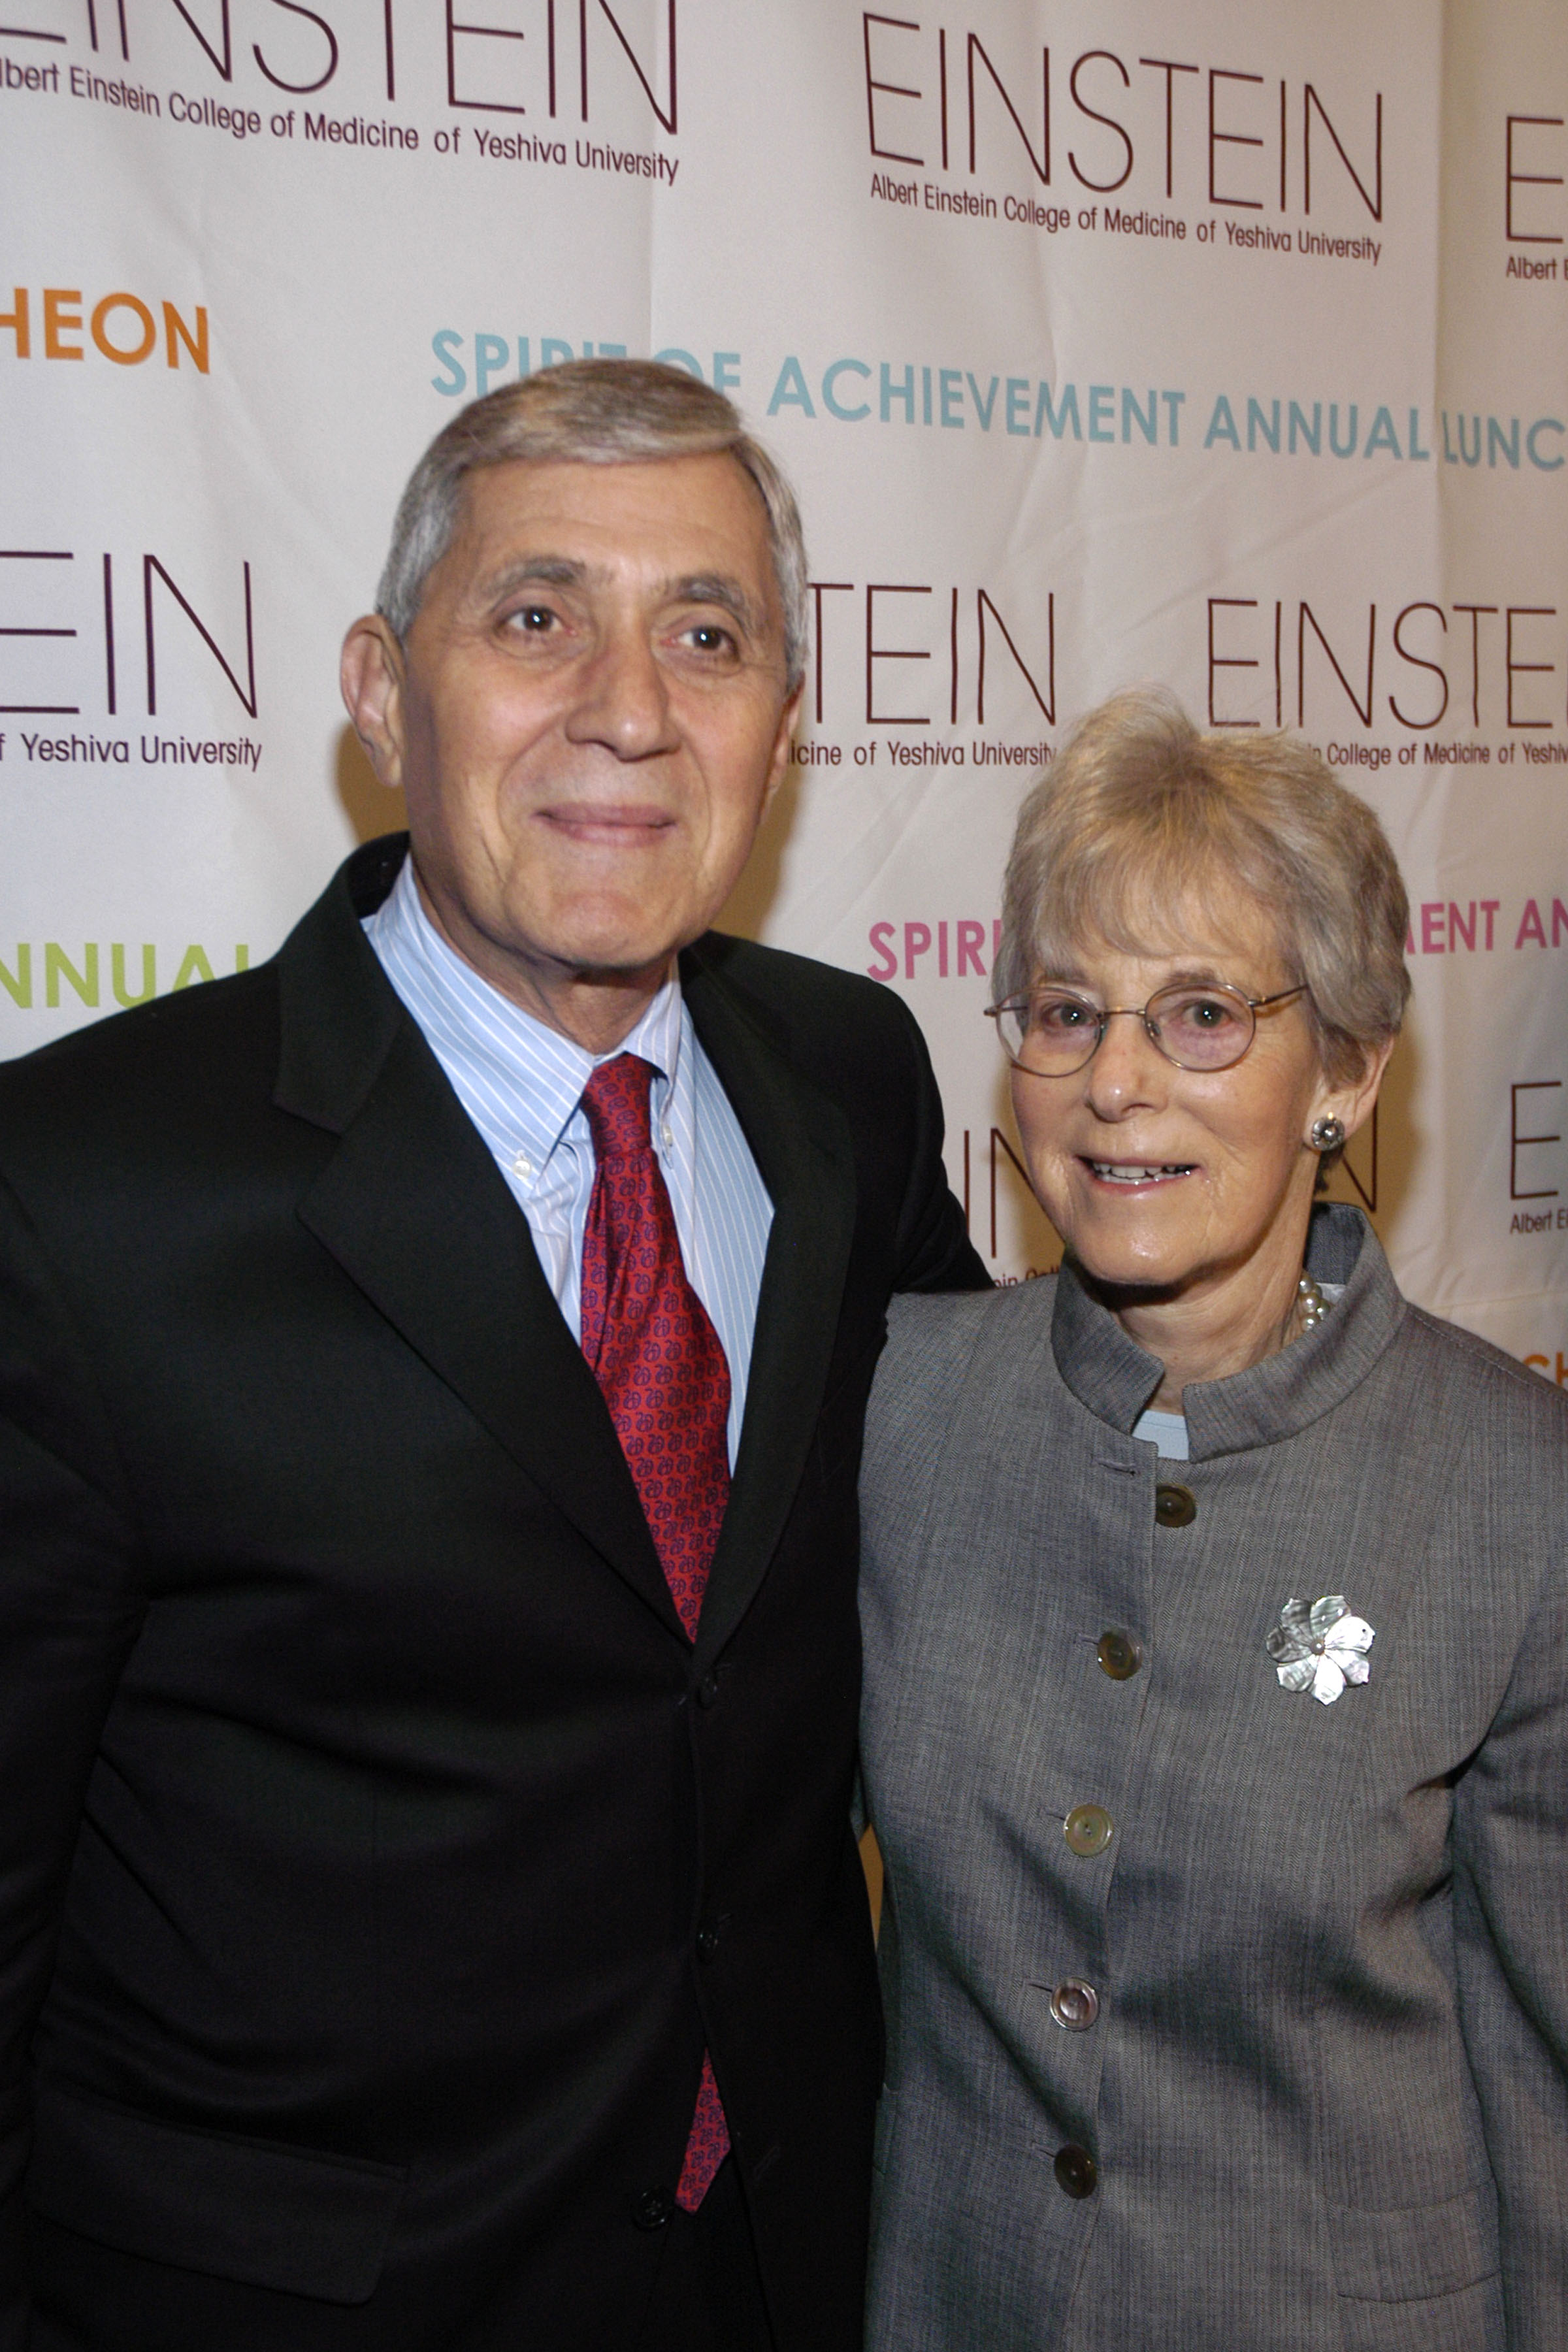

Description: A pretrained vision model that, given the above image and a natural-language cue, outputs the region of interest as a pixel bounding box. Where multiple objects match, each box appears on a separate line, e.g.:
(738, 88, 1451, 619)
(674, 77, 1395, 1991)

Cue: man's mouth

(538, 802, 676, 843)
(1085, 1160, 1196, 1184)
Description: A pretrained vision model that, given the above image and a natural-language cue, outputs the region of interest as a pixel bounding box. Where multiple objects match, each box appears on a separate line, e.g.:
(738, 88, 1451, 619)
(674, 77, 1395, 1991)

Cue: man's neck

(410, 866, 675, 1054)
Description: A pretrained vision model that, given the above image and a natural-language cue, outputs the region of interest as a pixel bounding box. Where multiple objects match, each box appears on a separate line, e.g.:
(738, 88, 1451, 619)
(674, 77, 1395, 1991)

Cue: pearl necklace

(1296, 1271, 1331, 1332)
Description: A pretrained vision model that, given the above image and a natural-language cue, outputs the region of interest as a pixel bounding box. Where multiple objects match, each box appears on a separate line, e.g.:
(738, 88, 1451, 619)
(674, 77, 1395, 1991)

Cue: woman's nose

(1083, 1009, 1168, 1116)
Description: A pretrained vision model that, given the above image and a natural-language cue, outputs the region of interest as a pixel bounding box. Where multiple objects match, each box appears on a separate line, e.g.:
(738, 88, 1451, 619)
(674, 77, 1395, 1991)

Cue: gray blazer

(859, 1205, 1568, 2352)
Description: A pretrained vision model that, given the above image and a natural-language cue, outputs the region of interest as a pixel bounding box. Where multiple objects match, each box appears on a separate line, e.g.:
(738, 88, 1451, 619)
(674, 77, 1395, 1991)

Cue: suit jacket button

(1048, 1980, 1100, 2031)
(1096, 1629, 1141, 1680)
(696, 1671, 721, 1709)
(696, 1927, 721, 1961)
(1154, 1482, 1196, 1527)
(1064, 1804, 1114, 1857)
(632, 2187, 674, 2231)
(1054, 2145, 1098, 2198)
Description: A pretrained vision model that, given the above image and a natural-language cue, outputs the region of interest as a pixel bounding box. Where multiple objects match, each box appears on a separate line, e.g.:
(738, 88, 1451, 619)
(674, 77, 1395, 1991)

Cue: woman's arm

(1452, 1560, 1568, 2348)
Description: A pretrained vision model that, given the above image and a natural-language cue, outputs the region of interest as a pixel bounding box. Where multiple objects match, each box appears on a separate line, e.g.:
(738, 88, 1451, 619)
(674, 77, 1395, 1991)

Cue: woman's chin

(1056, 1201, 1200, 1292)
(1063, 1221, 1206, 1301)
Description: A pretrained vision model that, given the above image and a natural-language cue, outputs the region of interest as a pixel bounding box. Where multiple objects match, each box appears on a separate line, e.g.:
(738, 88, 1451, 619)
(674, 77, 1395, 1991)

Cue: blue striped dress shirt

(364, 856, 773, 1467)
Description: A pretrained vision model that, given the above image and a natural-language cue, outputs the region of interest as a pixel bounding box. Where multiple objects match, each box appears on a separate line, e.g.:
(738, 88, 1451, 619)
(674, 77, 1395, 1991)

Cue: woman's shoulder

(874, 1273, 1058, 1439)
(1395, 1298, 1568, 1445)
(887, 1268, 1056, 1362)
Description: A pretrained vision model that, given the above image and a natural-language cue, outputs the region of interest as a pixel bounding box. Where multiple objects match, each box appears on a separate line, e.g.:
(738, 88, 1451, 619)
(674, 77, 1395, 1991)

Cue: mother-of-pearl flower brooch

(1267, 1595, 1375, 1705)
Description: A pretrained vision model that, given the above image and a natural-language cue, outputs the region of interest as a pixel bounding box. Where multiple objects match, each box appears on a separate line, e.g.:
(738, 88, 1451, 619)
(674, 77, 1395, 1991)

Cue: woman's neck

(1088, 1243, 1311, 1413)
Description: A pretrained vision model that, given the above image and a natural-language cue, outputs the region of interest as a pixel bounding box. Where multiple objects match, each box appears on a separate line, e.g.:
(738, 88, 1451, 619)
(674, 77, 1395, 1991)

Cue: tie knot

(580, 1054, 657, 1159)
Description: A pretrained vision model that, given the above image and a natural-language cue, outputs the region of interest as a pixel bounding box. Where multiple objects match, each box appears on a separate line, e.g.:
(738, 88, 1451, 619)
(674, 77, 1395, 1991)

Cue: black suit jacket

(0, 836, 987, 2351)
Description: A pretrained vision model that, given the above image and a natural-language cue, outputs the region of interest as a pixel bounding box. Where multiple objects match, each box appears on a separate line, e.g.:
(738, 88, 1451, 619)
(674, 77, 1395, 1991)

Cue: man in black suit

(0, 359, 986, 2351)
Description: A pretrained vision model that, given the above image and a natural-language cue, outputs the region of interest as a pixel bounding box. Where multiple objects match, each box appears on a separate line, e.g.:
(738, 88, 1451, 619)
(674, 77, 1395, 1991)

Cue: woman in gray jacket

(859, 688, 1568, 2351)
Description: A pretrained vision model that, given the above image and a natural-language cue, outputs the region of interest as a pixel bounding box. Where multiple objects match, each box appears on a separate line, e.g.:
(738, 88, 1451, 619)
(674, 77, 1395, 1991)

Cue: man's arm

(0, 1173, 146, 2345)
(887, 994, 990, 1296)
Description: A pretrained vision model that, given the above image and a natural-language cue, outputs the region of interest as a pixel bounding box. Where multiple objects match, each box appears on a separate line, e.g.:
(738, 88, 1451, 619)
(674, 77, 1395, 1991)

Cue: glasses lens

(1003, 989, 1103, 1074)
(1147, 983, 1255, 1069)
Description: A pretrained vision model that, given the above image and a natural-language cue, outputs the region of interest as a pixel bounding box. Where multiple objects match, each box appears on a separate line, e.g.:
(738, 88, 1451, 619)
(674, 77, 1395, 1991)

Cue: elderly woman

(858, 689, 1568, 2352)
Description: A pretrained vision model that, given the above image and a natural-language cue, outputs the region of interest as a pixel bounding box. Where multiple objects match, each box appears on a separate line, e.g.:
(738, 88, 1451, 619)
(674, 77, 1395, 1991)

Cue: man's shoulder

(0, 961, 279, 1106)
(683, 932, 915, 1049)
(0, 963, 286, 1194)
(0, 840, 400, 1156)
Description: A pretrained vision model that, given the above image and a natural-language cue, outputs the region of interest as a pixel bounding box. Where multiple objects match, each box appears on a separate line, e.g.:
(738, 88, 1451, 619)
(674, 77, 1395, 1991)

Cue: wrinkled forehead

(1034, 857, 1294, 985)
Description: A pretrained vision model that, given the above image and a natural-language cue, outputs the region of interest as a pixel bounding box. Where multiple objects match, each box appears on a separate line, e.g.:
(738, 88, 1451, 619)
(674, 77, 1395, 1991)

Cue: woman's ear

(1312, 1035, 1397, 1149)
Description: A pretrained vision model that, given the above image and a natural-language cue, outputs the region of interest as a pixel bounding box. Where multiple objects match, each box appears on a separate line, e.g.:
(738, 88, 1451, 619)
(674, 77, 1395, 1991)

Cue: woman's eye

(1034, 996, 1092, 1032)
(1177, 995, 1237, 1029)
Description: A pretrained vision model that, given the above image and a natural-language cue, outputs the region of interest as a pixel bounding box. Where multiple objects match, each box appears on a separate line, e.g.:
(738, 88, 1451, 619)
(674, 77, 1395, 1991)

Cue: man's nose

(1083, 1009, 1168, 1117)
(563, 625, 679, 761)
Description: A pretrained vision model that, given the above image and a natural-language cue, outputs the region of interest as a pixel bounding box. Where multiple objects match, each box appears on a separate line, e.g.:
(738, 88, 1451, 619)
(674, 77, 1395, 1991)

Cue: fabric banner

(3, 0, 1565, 1372)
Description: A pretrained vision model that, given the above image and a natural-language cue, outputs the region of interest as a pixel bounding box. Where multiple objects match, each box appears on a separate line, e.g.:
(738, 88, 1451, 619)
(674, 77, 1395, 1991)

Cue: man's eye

(684, 623, 736, 655)
(506, 604, 557, 634)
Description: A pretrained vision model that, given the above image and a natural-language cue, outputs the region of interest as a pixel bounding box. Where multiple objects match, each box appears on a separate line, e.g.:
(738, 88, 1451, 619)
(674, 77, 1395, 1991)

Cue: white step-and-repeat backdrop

(3, 0, 1565, 1369)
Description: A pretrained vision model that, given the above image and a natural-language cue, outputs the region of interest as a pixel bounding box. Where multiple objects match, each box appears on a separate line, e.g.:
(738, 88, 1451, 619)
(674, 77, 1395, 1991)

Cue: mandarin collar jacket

(860, 1206, 1568, 2352)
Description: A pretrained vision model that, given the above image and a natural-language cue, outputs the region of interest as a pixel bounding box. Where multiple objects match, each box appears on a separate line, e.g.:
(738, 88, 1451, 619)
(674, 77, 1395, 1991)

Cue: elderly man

(0, 361, 985, 2352)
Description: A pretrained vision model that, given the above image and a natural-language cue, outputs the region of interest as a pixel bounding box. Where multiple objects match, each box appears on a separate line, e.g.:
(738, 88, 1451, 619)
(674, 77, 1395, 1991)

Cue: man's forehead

(455, 449, 768, 550)
(444, 451, 779, 619)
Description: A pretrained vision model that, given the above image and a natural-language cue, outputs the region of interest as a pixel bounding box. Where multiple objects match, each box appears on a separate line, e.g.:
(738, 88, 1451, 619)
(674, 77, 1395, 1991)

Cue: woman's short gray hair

(376, 358, 809, 692)
(995, 687, 1411, 1083)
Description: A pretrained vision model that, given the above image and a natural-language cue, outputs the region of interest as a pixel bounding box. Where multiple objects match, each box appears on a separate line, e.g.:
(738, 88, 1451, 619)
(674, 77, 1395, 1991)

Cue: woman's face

(1011, 887, 1358, 1310)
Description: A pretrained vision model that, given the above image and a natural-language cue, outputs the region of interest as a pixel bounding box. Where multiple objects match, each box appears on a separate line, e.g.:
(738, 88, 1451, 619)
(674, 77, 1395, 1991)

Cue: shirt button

(1054, 2144, 1098, 2198)
(1064, 1804, 1114, 1857)
(1154, 1482, 1196, 1528)
(631, 2187, 674, 2231)
(512, 1151, 533, 1180)
(661, 1124, 674, 1151)
(1096, 1629, 1142, 1680)
(1048, 1980, 1100, 2031)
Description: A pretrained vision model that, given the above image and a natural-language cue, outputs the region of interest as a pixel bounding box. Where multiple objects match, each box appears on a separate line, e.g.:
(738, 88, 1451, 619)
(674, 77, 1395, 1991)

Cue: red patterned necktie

(578, 1053, 732, 2213)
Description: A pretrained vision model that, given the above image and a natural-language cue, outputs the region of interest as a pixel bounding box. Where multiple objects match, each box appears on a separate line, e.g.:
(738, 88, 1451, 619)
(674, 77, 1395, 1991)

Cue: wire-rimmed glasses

(987, 980, 1309, 1077)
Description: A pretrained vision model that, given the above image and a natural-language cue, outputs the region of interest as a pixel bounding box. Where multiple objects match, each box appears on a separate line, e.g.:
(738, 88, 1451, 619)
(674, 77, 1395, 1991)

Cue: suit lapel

(682, 945, 858, 1663)
(274, 853, 681, 1641)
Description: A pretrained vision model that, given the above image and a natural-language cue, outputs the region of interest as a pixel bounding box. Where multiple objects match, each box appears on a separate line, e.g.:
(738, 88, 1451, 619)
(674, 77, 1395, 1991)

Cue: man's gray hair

(376, 358, 809, 692)
(996, 686, 1411, 1085)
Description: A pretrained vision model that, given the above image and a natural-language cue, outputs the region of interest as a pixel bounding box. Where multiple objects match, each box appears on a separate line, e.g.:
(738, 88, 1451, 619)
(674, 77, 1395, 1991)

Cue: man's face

(344, 451, 798, 1031)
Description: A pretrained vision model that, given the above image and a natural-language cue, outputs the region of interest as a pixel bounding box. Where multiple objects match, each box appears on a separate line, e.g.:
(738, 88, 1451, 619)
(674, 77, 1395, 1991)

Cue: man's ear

(762, 681, 805, 815)
(340, 615, 408, 792)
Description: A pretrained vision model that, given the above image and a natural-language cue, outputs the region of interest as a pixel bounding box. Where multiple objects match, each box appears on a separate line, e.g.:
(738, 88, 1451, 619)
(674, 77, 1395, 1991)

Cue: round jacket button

(1048, 1979, 1100, 2031)
(1063, 1803, 1114, 1857)
(696, 1671, 721, 1710)
(1154, 1482, 1196, 1528)
(632, 2187, 674, 2231)
(1096, 1629, 1141, 1680)
(696, 1927, 721, 1961)
(1054, 2144, 1098, 2198)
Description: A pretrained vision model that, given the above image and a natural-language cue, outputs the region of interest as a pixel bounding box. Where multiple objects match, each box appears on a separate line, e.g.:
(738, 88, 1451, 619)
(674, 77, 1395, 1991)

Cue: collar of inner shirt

(504, 979, 683, 1208)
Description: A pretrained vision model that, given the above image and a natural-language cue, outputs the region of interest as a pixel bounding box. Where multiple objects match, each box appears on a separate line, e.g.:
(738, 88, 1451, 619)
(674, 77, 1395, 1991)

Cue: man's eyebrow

(480, 555, 590, 602)
(664, 574, 766, 639)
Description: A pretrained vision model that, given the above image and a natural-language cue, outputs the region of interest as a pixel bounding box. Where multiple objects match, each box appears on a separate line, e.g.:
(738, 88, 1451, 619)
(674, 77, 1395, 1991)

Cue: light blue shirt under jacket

(364, 855, 772, 1468)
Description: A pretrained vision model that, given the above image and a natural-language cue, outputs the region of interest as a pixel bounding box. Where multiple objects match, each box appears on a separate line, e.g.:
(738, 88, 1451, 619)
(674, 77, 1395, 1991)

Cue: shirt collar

(372, 853, 685, 1178)
(1049, 1203, 1407, 1458)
